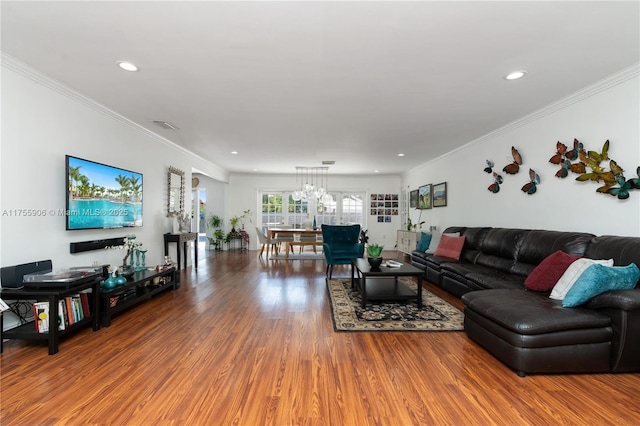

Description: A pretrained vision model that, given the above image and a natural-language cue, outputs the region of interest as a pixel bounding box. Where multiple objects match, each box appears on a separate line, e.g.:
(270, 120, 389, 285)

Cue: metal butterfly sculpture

(488, 172, 503, 193)
(551, 138, 640, 199)
(607, 166, 640, 199)
(503, 147, 522, 175)
(521, 169, 540, 195)
(549, 139, 586, 178)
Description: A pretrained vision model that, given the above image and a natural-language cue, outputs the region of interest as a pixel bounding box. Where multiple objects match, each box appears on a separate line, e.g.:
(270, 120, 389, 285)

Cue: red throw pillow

(524, 250, 581, 292)
(434, 235, 466, 260)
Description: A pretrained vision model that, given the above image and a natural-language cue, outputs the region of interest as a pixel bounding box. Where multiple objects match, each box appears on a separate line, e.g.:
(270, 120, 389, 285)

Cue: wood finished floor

(1, 250, 639, 425)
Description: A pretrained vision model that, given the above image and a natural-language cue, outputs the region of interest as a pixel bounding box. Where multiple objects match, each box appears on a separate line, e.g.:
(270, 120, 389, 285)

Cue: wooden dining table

(265, 228, 323, 259)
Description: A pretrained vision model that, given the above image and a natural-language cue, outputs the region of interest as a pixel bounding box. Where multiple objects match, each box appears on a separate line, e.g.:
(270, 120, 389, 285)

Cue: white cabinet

(397, 230, 419, 255)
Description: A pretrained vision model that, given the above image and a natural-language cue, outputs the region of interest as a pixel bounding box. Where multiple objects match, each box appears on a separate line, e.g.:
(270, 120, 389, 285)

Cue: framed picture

(433, 182, 447, 207)
(418, 184, 432, 209)
(409, 190, 419, 208)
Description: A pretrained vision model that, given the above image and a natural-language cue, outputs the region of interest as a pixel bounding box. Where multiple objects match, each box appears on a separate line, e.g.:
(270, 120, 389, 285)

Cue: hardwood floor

(2, 250, 639, 425)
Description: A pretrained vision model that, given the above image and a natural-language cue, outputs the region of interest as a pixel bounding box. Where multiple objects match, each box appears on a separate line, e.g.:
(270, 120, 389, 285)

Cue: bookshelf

(0, 279, 101, 355)
(100, 267, 178, 327)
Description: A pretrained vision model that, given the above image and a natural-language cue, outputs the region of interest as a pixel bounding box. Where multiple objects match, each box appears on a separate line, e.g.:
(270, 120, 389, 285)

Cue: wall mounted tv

(66, 155, 143, 230)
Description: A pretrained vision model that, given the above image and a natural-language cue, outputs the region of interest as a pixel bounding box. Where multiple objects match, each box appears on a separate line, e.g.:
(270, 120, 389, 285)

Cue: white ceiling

(2, 1, 639, 176)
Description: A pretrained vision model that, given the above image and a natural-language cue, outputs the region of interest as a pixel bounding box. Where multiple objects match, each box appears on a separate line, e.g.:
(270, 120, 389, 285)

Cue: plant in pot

(366, 243, 383, 268)
(206, 214, 223, 250)
(229, 216, 240, 232)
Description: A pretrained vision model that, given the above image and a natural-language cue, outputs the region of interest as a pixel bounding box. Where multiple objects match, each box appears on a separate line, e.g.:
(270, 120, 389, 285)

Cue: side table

(164, 232, 198, 270)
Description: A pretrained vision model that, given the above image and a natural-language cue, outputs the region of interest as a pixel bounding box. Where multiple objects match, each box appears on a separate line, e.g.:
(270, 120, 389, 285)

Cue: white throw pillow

(549, 258, 614, 300)
(426, 232, 460, 254)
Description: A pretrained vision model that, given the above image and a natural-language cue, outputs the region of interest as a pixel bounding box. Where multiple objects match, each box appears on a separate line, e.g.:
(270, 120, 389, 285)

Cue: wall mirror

(167, 166, 185, 217)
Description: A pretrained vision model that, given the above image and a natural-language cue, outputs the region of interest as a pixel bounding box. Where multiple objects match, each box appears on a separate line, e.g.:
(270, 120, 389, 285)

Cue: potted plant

(366, 243, 383, 268)
(230, 216, 240, 232)
(206, 214, 223, 250)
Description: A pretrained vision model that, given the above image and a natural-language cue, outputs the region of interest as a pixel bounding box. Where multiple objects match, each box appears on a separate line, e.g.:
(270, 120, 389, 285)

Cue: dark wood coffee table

(350, 258, 423, 308)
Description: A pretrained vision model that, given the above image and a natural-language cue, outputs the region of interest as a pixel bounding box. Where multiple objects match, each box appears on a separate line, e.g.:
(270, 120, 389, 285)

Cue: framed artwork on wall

(433, 182, 447, 207)
(418, 184, 432, 209)
(409, 189, 419, 208)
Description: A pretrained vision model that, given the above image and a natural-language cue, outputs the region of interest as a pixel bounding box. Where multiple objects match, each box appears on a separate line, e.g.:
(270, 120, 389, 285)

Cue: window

(261, 193, 284, 225)
(259, 191, 365, 228)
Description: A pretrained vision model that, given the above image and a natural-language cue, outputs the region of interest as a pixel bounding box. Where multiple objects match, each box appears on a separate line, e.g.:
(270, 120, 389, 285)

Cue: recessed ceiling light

(231, 151, 238, 155)
(374, 170, 380, 173)
(397, 153, 405, 157)
(505, 70, 526, 80)
(117, 61, 139, 72)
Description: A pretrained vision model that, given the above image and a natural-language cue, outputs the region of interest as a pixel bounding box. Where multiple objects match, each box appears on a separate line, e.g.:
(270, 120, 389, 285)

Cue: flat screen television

(66, 155, 143, 230)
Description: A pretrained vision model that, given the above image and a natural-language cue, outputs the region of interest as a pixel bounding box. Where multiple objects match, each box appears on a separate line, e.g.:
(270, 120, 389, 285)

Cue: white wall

(227, 173, 402, 249)
(403, 69, 640, 237)
(0, 58, 227, 270)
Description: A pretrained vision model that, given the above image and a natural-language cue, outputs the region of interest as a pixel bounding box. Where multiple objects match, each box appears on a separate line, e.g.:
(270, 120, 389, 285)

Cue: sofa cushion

(416, 232, 432, 252)
(462, 289, 611, 335)
(549, 258, 614, 300)
(435, 235, 466, 260)
(524, 250, 581, 292)
(562, 263, 640, 307)
(426, 231, 459, 254)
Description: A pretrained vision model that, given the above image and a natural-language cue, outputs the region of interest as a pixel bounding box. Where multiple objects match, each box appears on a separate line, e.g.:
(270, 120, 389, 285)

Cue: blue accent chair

(321, 224, 365, 278)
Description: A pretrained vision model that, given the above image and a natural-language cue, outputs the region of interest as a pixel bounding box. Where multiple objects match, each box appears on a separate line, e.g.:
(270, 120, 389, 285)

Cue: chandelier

(292, 166, 333, 203)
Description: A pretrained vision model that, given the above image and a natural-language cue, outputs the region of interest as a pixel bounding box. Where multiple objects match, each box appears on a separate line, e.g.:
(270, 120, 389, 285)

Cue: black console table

(164, 232, 198, 270)
(0, 279, 101, 355)
(100, 267, 177, 327)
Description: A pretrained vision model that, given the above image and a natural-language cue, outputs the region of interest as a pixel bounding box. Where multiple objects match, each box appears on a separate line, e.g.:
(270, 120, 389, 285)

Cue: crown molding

(0, 52, 227, 178)
(408, 63, 640, 174)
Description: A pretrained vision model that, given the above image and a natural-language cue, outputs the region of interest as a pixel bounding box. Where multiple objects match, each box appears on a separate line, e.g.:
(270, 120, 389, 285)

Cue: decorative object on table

(521, 168, 541, 195)
(432, 182, 447, 207)
(418, 184, 432, 209)
(313, 215, 317, 230)
(115, 268, 127, 286)
(101, 266, 117, 289)
(366, 243, 383, 268)
(291, 166, 333, 203)
(139, 248, 147, 270)
(326, 278, 464, 332)
(502, 146, 523, 175)
(488, 171, 503, 193)
(178, 213, 191, 233)
(302, 215, 313, 230)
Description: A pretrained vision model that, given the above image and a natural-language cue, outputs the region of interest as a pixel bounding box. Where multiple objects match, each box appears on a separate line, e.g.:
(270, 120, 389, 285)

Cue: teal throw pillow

(562, 263, 640, 307)
(416, 232, 432, 252)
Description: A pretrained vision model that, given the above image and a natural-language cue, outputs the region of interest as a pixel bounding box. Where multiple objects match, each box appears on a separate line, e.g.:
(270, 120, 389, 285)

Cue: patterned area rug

(326, 278, 464, 332)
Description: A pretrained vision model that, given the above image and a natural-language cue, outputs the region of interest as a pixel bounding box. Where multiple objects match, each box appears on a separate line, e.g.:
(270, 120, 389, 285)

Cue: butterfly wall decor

(551, 138, 640, 199)
(503, 146, 522, 175)
(549, 139, 586, 178)
(607, 166, 640, 199)
(483, 160, 494, 174)
(488, 172, 503, 193)
(521, 169, 540, 195)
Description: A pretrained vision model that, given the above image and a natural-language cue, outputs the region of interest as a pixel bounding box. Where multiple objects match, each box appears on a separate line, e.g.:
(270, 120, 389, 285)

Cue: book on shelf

(65, 297, 75, 325)
(33, 302, 49, 333)
(58, 300, 67, 330)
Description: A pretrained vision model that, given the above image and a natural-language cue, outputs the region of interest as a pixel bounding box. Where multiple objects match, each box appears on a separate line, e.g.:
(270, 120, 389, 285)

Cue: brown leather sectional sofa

(410, 226, 640, 376)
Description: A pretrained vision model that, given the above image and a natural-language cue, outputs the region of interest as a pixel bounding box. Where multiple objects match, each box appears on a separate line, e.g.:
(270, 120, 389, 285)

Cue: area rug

(326, 278, 464, 332)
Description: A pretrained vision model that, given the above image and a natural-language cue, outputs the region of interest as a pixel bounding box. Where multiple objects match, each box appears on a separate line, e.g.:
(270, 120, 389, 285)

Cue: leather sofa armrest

(586, 289, 640, 311)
